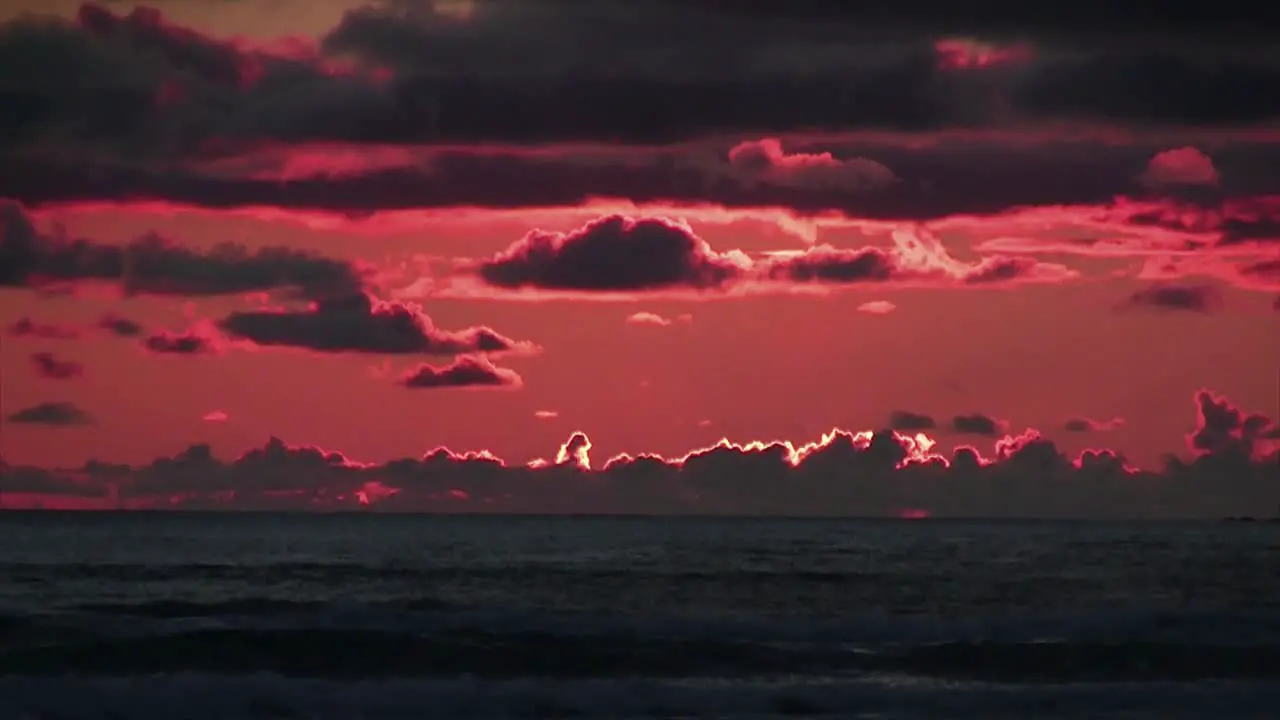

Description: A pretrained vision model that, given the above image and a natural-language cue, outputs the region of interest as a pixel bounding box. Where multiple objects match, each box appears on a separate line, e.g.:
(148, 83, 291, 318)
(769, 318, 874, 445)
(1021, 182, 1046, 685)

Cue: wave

(2, 674, 1280, 720)
(5, 607, 1280, 682)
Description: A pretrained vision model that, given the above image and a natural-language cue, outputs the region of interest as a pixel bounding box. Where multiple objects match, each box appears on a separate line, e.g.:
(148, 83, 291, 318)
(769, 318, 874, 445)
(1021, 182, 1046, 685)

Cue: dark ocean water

(1, 513, 1279, 719)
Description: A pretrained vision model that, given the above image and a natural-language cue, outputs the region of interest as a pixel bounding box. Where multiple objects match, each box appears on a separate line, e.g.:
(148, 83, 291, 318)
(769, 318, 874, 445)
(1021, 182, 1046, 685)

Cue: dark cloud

(0, 199, 368, 298)
(30, 352, 84, 380)
(142, 325, 220, 354)
(1063, 417, 1126, 433)
(399, 355, 522, 389)
(98, 312, 144, 337)
(476, 215, 745, 292)
(218, 292, 536, 354)
(889, 410, 937, 431)
(951, 413, 1006, 436)
(1123, 284, 1224, 313)
(5, 137, 1280, 224)
(8, 317, 79, 339)
(1187, 389, 1277, 458)
(6, 401, 92, 426)
(4, 389, 1276, 518)
(0, 2, 1276, 171)
(463, 218, 1074, 295)
(7, 131, 1280, 228)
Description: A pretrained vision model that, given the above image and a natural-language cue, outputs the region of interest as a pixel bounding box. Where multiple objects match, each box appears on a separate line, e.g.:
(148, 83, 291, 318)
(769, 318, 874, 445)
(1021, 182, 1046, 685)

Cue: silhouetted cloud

(1187, 389, 1277, 458)
(890, 411, 937, 431)
(399, 355, 522, 390)
(1124, 284, 1224, 313)
(3, 389, 1275, 517)
(98, 313, 144, 337)
(476, 215, 747, 292)
(218, 292, 536, 354)
(951, 413, 1007, 436)
(0, 200, 368, 298)
(30, 352, 84, 380)
(6, 401, 92, 426)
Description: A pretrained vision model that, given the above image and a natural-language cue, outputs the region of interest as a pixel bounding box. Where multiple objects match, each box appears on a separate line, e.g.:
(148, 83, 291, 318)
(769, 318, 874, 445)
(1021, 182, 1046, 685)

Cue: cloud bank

(3, 390, 1276, 518)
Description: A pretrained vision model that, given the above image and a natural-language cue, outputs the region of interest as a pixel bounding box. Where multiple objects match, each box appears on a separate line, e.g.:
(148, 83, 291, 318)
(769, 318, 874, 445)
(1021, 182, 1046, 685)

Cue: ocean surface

(1, 514, 1279, 719)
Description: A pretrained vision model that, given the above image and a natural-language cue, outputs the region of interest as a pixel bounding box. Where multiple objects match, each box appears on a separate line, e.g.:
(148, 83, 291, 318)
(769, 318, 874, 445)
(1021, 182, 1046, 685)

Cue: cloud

(203, 410, 229, 422)
(761, 229, 1076, 287)
(459, 217, 1075, 297)
(1187, 389, 1278, 458)
(399, 355, 522, 390)
(1142, 147, 1220, 187)
(969, 196, 1280, 267)
(4, 390, 1276, 517)
(6, 401, 92, 426)
(727, 138, 898, 191)
(534, 410, 559, 420)
(889, 410, 937, 431)
(143, 323, 222, 354)
(98, 313, 144, 337)
(0, 2, 1276, 167)
(1123, 283, 1224, 313)
(218, 292, 537, 354)
(30, 352, 84, 380)
(475, 215, 748, 293)
(1064, 417, 1126, 432)
(9, 317, 79, 339)
(951, 413, 1007, 436)
(0, 199, 368, 298)
(857, 301, 897, 314)
(625, 311, 691, 326)
(12, 138, 1280, 222)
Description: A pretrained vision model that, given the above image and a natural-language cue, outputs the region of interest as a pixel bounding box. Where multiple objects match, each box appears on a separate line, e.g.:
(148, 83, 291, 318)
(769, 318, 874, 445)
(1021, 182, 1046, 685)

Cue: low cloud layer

(3, 390, 1276, 518)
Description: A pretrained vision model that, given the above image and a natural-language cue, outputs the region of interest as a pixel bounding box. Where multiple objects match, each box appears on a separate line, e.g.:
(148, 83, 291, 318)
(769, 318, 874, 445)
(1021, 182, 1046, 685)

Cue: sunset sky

(1, 1, 1277, 516)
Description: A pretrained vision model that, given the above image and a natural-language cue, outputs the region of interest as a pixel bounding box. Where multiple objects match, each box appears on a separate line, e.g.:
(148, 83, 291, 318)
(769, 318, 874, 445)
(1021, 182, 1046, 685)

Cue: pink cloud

(1142, 147, 1220, 187)
(857, 300, 897, 314)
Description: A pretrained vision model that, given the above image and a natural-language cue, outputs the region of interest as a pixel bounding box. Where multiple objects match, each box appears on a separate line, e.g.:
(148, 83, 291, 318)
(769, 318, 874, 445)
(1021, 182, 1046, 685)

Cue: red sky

(1, 2, 1277, 516)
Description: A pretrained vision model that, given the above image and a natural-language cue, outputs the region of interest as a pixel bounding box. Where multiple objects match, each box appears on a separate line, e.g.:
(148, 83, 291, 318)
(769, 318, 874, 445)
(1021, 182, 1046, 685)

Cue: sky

(0, 0, 1277, 516)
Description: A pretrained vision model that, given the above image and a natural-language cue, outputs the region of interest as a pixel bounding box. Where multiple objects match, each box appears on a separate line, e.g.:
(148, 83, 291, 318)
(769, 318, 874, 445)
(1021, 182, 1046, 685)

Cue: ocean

(1, 514, 1278, 719)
